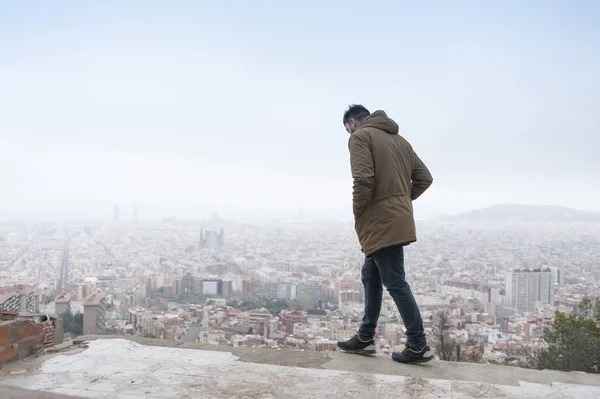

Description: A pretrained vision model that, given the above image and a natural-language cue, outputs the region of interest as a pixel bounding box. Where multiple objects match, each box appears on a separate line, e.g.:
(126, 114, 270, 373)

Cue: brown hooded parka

(349, 110, 433, 256)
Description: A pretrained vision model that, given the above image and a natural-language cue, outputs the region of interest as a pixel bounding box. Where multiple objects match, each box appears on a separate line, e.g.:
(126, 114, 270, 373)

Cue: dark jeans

(358, 244, 427, 349)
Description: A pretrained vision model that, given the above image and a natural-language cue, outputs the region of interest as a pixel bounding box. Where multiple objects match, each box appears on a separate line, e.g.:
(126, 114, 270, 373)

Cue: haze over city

(1, 1, 599, 221)
(1, 2, 600, 398)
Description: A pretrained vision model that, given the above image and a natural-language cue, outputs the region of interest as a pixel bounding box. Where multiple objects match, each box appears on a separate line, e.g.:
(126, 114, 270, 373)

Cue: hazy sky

(1, 1, 599, 221)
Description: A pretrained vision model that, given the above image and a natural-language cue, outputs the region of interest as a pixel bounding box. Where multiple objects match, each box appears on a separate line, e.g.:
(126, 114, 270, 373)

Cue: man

(337, 104, 434, 364)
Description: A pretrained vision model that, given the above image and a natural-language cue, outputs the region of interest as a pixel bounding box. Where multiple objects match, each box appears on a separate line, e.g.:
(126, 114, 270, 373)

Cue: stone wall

(0, 312, 62, 365)
(42, 320, 55, 348)
(0, 319, 45, 365)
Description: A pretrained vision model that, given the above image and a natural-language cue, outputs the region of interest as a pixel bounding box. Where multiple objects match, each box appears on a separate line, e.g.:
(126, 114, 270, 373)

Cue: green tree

(289, 300, 303, 311)
(594, 297, 600, 324)
(579, 297, 593, 319)
(297, 291, 314, 310)
(538, 301, 600, 374)
(432, 310, 458, 361)
(264, 299, 289, 316)
(226, 299, 239, 307)
(73, 312, 83, 335)
(60, 311, 83, 336)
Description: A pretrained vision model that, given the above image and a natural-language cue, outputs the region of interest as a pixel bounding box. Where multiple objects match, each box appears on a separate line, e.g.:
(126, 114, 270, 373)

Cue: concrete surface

(1, 339, 600, 398)
(76, 335, 331, 369)
(324, 352, 600, 388)
(77, 335, 600, 388)
(0, 385, 80, 398)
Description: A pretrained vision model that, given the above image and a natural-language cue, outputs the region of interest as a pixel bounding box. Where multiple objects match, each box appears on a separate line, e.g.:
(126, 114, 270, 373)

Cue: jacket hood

(360, 110, 399, 134)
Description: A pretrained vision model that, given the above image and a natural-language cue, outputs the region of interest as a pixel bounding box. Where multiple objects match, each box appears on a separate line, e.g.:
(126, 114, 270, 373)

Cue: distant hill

(445, 204, 600, 223)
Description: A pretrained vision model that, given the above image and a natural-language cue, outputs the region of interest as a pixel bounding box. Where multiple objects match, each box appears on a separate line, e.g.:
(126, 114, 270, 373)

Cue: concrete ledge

(324, 352, 600, 388)
(77, 334, 331, 369)
(1, 338, 600, 398)
(75, 335, 600, 388)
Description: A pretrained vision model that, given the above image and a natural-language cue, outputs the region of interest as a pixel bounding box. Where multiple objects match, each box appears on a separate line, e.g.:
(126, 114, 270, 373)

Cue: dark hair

(343, 104, 370, 125)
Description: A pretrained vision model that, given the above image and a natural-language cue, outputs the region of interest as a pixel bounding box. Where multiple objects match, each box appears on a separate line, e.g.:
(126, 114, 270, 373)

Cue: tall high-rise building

(505, 268, 554, 312)
(549, 267, 562, 285)
(199, 228, 225, 250)
(175, 274, 232, 297)
(180, 273, 196, 296)
(218, 228, 225, 248)
(113, 204, 119, 223)
(490, 287, 504, 306)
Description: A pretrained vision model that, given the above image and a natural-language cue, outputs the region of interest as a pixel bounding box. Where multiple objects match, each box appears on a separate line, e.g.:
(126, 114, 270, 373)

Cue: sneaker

(337, 334, 376, 355)
(391, 343, 434, 364)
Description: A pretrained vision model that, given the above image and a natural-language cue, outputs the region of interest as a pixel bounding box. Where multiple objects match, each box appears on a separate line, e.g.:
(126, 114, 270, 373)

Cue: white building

(548, 267, 562, 285)
(505, 268, 554, 312)
(202, 280, 219, 295)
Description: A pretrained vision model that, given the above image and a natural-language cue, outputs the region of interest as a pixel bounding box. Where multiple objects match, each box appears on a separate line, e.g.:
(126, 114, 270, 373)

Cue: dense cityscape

(2, 205, 599, 366)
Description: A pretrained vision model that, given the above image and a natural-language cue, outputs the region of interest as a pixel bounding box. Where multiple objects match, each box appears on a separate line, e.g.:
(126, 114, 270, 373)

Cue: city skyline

(1, 215, 598, 369)
(2, 202, 600, 223)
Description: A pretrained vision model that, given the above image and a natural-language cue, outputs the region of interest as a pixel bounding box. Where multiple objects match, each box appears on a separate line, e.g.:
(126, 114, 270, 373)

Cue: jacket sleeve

(411, 153, 433, 200)
(349, 132, 375, 220)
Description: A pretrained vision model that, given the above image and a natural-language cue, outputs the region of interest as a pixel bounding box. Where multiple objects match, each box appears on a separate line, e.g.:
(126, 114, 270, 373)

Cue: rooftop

(82, 291, 106, 306)
(0, 285, 35, 303)
(1, 336, 600, 398)
(55, 291, 71, 303)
